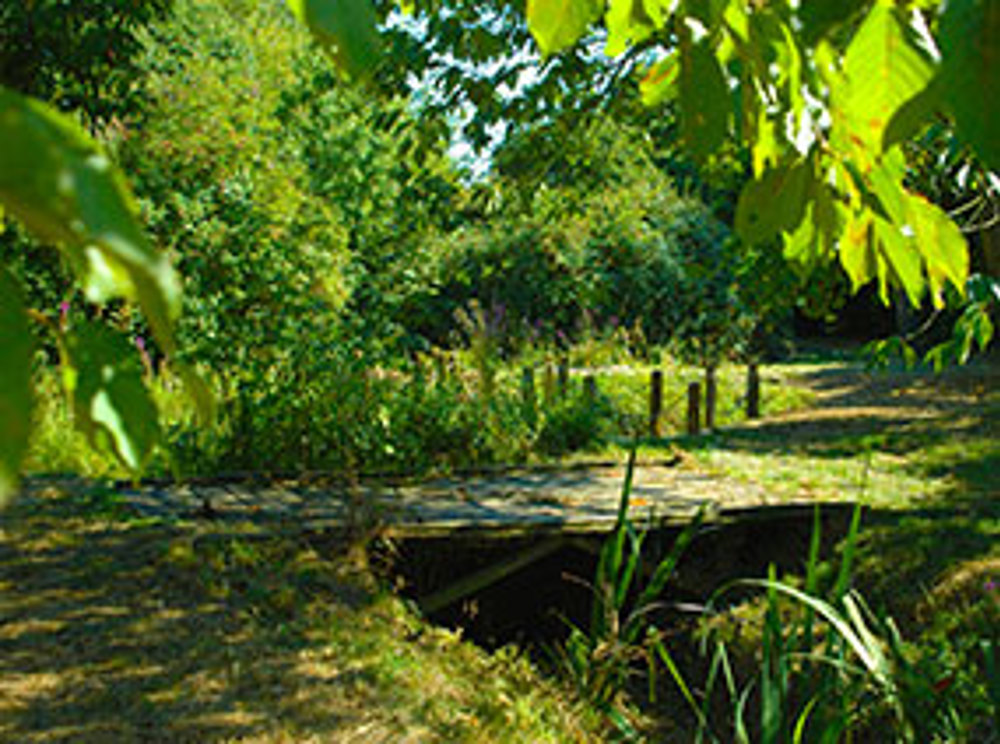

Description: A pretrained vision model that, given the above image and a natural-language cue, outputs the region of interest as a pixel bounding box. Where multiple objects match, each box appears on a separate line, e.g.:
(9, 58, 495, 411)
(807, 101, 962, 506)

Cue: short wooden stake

(543, 363, 557, 404)
(705, 365, 717, 431)
(686, 381, 701, 436)
(435, 352, 448, 385)
(649, 369, 664, 438)
(521, 366, 537, 426)
(557, 359, 570, 398)
(583, 374, 598, 407)
(747, 363, 760, 419)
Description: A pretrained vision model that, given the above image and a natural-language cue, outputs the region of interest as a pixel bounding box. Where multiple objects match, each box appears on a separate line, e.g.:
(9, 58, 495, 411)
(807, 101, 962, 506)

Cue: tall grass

(553, 451, 706, 738)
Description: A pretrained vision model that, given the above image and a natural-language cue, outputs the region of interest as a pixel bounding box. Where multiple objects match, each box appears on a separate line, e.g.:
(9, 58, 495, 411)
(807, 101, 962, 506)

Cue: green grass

(0, 485, 604, 742)
(675, 361, 999, 509)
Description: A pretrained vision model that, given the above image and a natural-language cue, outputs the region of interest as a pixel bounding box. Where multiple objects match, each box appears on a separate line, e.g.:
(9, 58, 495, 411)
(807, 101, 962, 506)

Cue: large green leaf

(735, 159, 810, 245)
(0, 88, 179, 354)
(527, 0, 603, 56)
(938, 0, 1000, 169)
(286, 0, 380, 80)
(66, 323, 161, 474)
(836, 1, 934, 169)
(0, 271, 32, 506)
(839, 208, 877, 292)
(679, 38, 730, 162)
(906, 194, 968, 307)
(782, 178, 840, 268)
(606, 0, 654, 56)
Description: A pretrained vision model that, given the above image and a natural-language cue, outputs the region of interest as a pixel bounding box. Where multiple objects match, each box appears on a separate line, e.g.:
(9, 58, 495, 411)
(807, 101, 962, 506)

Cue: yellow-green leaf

(907, 194, 969, 306)
(873, 215, 923, 307)
(736, 159, 810, 245)
(839, 209, 876, 291)
(836, 1, 934, 169)
(0, 270, 31, 506)
(527, 0, 603, 56)
(640, 53, 680, 106)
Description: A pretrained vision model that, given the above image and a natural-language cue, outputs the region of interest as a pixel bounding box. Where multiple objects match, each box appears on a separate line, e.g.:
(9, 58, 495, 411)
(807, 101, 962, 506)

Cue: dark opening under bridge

(110, 461, 855, 624)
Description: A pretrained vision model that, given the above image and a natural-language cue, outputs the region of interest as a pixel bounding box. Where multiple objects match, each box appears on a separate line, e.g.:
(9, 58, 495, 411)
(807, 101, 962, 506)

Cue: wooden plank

(418, 536, 567, 614)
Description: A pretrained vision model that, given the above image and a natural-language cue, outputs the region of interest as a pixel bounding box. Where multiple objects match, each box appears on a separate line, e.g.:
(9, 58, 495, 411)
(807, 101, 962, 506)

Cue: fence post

(543, 362, 557, 404)
(435, 351, 448, 385)
(747, 363, 760, 419)
(649, 369, 663, 438)
(557, 359, 570, 399)
(521, 366, 537, 427)
(686, 381, 701, 436)
(705, 365, 717, 431)
(583, 374, 598, 408)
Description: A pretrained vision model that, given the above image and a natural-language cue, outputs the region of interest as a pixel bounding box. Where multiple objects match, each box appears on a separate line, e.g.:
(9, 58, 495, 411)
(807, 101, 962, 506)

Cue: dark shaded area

(0, 490, 375, 743)
(380, 505, 857, 650)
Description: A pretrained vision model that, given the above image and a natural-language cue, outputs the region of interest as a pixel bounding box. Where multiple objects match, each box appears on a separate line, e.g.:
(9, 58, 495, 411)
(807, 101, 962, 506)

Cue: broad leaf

(0, 88, 180, 354)
(906, 194, 968, 306)
(735, 160, 810, 245)
(883, 78, 941, 150)
(679, 38, 730, 162)
(66, 323, 161, 474)
(839, 208, 876, 292)
(606, 0, 653, 56)
(640, 53, 680, 106)
(0, 271, 31, 505)
(286, 0, 380, 80)
(873, 215, 922, 306)
(836, 1, 934, 169)
(528, 0, 603, 56)
(938, 0, 1000, 169)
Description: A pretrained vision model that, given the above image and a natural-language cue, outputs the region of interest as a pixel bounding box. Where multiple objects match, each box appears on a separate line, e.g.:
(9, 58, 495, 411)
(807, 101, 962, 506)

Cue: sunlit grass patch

(0, 485, 604, 743)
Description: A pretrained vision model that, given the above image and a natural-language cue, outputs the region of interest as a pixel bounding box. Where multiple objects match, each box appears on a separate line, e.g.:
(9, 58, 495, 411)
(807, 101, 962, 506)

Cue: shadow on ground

(0, 488, 376, 743)
(696, 360, 999, 505)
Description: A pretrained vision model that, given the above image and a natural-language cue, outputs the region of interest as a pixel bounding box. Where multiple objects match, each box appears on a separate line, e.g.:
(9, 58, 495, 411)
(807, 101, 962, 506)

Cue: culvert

(371, 503, 857, 650)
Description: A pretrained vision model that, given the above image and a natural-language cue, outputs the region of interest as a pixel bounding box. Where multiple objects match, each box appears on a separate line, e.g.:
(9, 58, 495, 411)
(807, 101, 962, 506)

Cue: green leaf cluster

(525, 0, 991, 316)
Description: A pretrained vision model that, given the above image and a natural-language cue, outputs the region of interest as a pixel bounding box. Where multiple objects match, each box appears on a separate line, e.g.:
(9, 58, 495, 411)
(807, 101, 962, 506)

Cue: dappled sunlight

(0, 486, 597, 742)
(687, 360, 1000, 509)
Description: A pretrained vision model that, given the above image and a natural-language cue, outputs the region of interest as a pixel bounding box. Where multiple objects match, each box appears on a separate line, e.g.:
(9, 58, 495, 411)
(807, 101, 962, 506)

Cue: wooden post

(412, 354, 427, 399)
(557, 359, 570, 398)
(747, 363, 760, 419)
(521, 366, 537, 426)
(543, 363, 557, 404)
(435, 351, 448, 385)
(705, 365, 717, 431)
(583, 374, 598, 407)
(649, 369, 663, 438)
(686, 381, 701, 436)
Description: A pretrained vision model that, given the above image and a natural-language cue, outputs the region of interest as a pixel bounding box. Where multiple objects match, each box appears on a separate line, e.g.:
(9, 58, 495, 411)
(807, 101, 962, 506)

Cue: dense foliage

(1, 0, 997, 496)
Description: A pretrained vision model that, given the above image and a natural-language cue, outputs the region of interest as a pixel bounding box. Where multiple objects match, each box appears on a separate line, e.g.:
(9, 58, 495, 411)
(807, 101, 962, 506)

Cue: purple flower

(135, 335, 146, 352)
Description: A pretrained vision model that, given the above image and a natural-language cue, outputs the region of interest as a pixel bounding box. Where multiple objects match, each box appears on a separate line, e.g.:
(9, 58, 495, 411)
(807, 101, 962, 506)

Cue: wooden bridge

(116, 459, 796, 538)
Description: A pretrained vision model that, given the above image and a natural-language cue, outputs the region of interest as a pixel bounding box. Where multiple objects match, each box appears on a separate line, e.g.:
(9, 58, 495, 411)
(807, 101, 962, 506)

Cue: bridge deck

(115, 461, 837, 538)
